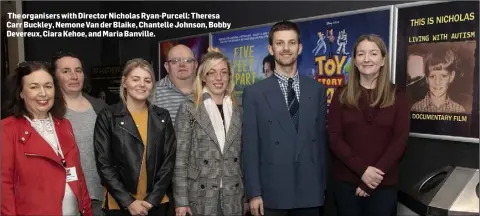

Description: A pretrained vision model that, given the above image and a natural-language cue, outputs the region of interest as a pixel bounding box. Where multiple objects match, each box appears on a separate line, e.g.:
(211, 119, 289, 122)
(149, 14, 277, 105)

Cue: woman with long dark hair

(2, 61, 92, 216)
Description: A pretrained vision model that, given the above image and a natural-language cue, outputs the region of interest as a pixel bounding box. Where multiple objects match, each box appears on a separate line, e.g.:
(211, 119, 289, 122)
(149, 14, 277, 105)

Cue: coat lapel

(188, 102, 221, 150)
(224, 105, 241, 152)
(20, 118, 72, 167)
(146, 106, 162, 163)
(119, 114, 143, 143)
(53, 118, 75, 158)
(294, 77, 314, 161)
(113, 104, 143, 144)
(264, 77, 297, 138)
(112, 103, 145, 161)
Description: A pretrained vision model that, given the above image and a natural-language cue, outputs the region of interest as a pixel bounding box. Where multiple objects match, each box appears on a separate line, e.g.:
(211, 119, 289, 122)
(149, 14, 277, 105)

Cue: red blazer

(1, 116, 92, 216)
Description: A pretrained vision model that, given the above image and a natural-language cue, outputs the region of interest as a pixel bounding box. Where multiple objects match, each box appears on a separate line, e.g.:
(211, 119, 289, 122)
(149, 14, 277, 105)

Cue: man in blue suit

(242, 20, 327, 216)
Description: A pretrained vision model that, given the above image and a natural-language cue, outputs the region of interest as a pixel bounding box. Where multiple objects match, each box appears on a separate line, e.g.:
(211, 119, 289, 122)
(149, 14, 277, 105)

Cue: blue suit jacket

(242, 75, 328, 209)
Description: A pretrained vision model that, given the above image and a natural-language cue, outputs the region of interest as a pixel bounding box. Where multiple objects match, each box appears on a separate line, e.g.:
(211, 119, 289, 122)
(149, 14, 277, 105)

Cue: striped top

(411, 93, 466, 113)
(154, 76, 190, 125)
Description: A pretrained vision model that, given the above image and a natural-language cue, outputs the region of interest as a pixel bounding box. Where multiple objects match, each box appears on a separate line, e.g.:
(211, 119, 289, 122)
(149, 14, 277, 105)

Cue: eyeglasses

(206, 71, 229, 79)
(167, 58, 195, 65)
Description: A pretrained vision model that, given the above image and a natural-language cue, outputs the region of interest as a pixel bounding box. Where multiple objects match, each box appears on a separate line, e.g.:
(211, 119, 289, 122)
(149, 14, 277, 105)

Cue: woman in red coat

(1, 61, 92, 216)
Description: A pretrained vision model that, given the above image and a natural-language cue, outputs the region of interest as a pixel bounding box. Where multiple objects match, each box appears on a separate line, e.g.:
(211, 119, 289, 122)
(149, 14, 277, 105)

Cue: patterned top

(411, 93, 466, 113)
(28, 118, 58, 152)
(274, 70, 300, 105)
(154, 75, 190, 126)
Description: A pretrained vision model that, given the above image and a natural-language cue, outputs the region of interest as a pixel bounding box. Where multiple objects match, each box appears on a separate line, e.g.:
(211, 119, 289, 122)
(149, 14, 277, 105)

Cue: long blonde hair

(339, 34, 396, 108)
(192, 47, 236, 107)
(119, 58, 157, 104)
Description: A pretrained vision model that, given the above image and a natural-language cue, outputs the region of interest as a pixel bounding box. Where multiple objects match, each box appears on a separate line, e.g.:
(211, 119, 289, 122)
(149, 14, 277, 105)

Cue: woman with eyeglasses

(1, 61, 92, 216)
(94, 58, 176, 216)
(173, 47, 247, 216)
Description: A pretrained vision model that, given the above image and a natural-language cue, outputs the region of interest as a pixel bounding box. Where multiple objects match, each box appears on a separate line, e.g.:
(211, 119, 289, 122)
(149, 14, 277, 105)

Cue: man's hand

(361, 166, 384, 189)
(127, 200, 149, 216)
(175, 206, 193, 216)
(249, 196, 264, 216)
(355, 187, 370, 197)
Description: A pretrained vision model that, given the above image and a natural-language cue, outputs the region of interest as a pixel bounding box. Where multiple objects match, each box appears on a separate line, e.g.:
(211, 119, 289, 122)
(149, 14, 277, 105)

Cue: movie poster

(395, 1, 479, 141)
(89, 65, 123, 105)
(295, 9, 391, 105)
(158, 34, 210, 78)
(212, 25, 273, 103)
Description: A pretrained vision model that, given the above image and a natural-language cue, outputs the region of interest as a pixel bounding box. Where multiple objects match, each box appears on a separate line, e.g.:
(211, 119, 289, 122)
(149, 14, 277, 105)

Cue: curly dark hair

(2, 61, 66, 119)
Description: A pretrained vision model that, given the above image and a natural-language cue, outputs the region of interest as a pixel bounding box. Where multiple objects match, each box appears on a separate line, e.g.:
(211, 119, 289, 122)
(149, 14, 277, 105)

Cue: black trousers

(264, 206, 323, 216)
(104, 203, 168, 216)
(165, 198, 175, 216)
(333, 181, 397, 216)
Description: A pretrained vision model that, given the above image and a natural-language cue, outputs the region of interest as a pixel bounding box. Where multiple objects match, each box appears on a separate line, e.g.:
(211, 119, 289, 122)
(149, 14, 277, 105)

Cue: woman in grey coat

(173, 47, 246, 216)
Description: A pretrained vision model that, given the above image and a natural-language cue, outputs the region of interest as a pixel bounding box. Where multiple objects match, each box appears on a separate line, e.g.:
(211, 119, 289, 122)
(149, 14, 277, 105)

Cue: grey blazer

(173, 96, 244, 216)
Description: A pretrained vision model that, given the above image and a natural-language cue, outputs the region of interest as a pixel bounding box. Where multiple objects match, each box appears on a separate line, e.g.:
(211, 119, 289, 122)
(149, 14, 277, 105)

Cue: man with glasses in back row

(154, 44, 198, 216)
(155, 44, 198, 126)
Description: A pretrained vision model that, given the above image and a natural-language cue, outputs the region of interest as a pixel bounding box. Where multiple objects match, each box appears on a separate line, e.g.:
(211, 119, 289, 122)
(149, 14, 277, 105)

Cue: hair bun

(207, 47, 221, 53)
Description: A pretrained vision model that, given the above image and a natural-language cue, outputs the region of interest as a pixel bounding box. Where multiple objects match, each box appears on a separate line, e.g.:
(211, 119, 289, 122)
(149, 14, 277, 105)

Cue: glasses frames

(167, 58, 196, 65)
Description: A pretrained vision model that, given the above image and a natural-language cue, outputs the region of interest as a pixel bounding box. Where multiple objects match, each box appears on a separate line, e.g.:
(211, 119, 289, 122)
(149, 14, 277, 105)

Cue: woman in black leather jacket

(93, 58, 176, 216)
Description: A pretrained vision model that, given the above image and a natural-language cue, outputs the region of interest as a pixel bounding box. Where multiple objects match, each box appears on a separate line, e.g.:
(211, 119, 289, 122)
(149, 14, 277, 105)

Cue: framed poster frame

(393, 0, 479, 143)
